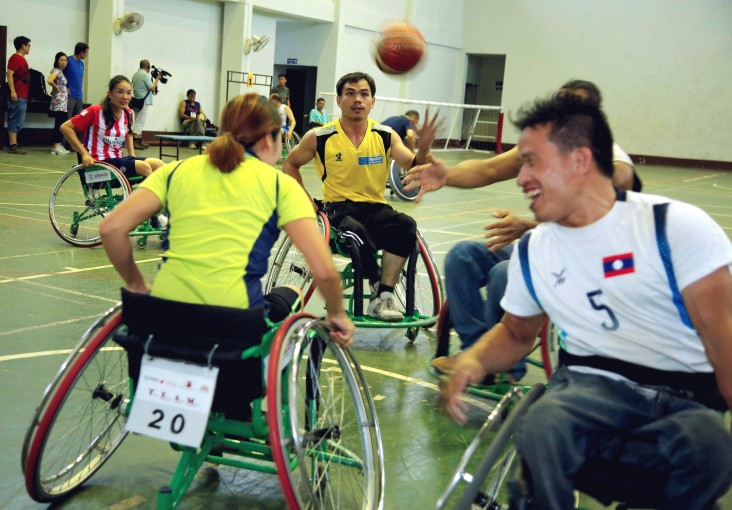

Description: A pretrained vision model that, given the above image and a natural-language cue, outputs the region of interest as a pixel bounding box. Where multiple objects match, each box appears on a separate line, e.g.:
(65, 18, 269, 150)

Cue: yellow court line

(0, 345, 492, 410)
(0, 257, 160, 284)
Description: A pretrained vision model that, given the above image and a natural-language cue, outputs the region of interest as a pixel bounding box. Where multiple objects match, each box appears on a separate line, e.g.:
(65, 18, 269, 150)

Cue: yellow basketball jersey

(314, 119, 392, 204)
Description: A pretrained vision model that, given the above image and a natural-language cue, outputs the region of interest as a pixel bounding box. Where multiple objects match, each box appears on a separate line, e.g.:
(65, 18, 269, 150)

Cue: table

(155, 134, 216, 160)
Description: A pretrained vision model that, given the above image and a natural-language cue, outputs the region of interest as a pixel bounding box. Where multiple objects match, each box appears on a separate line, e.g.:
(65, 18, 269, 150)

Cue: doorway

(273, 64, 318, 136)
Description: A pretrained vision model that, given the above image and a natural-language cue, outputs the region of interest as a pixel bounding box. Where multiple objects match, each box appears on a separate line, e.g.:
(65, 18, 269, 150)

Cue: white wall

(463, 0, 732, 162)
(10, 0, 727, 162)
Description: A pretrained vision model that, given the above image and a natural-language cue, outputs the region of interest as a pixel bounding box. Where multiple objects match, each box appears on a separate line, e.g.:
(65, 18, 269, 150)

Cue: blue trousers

(515, 367, 732, 509)
(444, 241, 526, 379)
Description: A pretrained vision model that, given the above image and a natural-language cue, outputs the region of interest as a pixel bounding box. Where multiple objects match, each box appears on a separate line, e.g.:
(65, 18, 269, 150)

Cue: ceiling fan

(114, 12, 145, 36)
(244, 34, 270, 55)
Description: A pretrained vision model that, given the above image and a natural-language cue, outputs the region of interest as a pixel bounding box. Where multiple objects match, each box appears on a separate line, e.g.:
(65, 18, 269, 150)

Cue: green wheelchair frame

(431, 299, 561, 401)
(21, 293, 384, 509)
(49, 161, 166, 248)
(266, 211, 444, 341)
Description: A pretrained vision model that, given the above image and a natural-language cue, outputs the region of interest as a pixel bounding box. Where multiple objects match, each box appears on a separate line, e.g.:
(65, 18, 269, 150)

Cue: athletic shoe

(201, 143, 209, 150)
(367, 291, 403, 322)
(188, 143, 197, 150)
(50, 146, 69, 155)
(8, 144, 26, 154)
(149, 214, 169, 230)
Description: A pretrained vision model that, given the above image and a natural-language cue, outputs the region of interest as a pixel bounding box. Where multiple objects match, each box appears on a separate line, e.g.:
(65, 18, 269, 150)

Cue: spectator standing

(65, 43, 88, 118)
(48, 51, 70, 155)
(130, 59, 160, 150)
(308, 97, 329, 129)
(178, 89, 208, 149)
(271, 73, 291, 107)
(5, 36, 31, 154)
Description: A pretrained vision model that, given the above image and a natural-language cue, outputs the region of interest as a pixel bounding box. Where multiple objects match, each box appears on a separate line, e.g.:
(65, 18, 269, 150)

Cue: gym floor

(1, 145, 731, 509)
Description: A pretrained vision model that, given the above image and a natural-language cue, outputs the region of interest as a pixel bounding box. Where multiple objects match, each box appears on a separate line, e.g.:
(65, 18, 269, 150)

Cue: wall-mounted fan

(244, 34, 270, 55)
(114, 12, 145, 36)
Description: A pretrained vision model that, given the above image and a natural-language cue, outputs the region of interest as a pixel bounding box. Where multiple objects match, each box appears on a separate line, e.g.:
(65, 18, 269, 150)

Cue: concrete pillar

(88, 0, 125, 103)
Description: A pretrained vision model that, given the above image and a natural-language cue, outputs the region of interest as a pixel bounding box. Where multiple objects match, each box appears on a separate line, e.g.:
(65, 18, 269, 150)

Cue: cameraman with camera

(130, 59, 161, 150)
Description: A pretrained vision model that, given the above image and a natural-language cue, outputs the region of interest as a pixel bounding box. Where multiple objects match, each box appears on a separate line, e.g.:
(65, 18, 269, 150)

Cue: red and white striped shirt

(70, 104, 133, 161)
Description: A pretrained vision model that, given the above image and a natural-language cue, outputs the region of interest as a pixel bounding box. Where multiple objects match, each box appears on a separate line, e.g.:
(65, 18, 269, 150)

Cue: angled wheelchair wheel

(388, 159, 420, 201)
(454, 384, 546, 510)
(539, 319, 562, 380)
(49, 162, 132, 247)
(394, 231, 443, 327)
(434, 299, 452, 358)
(22, 305, 130, 502)
(268, 313, 384, 509)
(285, 130, 302, 155)
(265, 212, 330, 304)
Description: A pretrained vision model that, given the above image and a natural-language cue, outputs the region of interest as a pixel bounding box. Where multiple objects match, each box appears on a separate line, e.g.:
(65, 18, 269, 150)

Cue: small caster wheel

(137, 237, 148, 248)
(406, 327, 418, 342)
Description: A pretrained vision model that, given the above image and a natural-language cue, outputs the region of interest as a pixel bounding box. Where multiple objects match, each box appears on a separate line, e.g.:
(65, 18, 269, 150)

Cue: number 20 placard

(126, 356, 219, 448)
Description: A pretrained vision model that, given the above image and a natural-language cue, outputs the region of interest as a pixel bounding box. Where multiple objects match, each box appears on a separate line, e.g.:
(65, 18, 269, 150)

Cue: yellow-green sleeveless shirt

(314, 118, 392, 204)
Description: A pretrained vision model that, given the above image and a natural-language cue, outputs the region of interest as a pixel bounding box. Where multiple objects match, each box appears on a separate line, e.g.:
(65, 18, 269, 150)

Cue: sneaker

(367, 291, 403, 322)
(188, 143, 197, 150)
(8, 144, 26, 154)
(134, 141, 147, 151)
(149, 214, 168, 230)
(201, 143, 209, 150)
(50, 146, 69, 155)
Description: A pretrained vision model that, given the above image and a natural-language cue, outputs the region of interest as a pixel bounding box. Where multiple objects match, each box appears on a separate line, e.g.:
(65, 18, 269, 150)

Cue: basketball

(374, 22, 425, 74)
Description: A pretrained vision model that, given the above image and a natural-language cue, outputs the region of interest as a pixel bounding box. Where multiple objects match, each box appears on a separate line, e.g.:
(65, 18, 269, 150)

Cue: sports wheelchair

(49, 161, 165, 248)
(265, 210, 443, 341)
(21, 290, 384, 509)
(432, 300, 560, 400)
(437, 382, 689, 510)
(386, 159, 420, 201)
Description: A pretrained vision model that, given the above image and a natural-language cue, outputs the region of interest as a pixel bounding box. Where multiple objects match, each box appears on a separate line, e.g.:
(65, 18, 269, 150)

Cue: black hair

(74, 42, 89, 55)
(558, 79, 602, 106)
(513, 94, 614, 178)
(13, 36, 30, 50)
(53, 52, 66, 69)
(336, 72, 376, 97)
(101, 75, 134, 131)
(186, 89, 196, 96)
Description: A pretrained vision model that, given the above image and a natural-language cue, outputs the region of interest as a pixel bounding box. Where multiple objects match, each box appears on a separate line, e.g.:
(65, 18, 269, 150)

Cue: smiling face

(336, 79, 375, 122)
(516, 123, 581, 226)
(108, 80, 133, 110)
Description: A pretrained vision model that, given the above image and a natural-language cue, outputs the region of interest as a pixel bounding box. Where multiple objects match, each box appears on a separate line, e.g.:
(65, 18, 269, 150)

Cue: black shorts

(104, 156, 146, 180)
(325, 200, 417, 258)
(264, 285, 301, 322)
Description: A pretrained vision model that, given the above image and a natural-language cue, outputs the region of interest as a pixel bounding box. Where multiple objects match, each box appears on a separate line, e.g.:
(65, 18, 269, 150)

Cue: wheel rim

(49, 163, 131, 247)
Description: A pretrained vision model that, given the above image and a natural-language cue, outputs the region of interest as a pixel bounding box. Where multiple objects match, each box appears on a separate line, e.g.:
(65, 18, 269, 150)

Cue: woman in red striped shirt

(61, 75, 163, 178)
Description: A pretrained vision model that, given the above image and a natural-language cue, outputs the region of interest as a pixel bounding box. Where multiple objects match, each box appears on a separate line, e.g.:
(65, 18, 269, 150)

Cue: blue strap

(653, 203, 693, 329)
(518, 232, 541, 308)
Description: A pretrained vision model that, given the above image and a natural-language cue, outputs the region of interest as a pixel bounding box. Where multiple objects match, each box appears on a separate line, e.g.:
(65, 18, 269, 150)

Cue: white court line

(0, 249, 75, 261)
(0, 162, 62, 173)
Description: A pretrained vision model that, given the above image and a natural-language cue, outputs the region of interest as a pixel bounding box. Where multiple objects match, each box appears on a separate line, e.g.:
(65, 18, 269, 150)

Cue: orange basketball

(374, 22, 425, 74)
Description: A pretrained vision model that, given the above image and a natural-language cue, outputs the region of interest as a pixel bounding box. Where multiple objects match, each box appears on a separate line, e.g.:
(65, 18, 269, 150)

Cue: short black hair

(405, 110, 419, 120)
(513, 94, 614, 178)
(187, 89, 196, 96)
(558, 79, 602, 106)
(74, 42, 89, 55)
(278, 73, 287, 79)
(336, 72, 376, 97)
(13, 36, 30, 50)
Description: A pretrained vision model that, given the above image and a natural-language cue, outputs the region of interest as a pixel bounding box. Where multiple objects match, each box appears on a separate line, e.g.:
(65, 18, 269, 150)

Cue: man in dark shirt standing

(382, 110, 419, 151)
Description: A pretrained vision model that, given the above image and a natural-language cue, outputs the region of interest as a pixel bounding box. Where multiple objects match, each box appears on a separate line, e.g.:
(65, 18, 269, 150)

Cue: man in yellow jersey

(284, 72, 440, 321)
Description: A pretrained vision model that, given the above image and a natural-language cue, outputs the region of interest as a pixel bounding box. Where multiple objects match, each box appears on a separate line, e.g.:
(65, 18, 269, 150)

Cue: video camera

(151, 65, 172, 84)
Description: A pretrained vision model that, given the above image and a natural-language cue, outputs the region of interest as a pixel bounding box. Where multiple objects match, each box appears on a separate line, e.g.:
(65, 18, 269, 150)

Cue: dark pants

(51, 111, 66, 144)
(325, 200, 416, 280)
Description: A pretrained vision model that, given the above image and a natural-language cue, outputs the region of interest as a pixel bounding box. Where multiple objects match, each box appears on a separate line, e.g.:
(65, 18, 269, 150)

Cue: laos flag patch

(603, 252, 635, 278)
